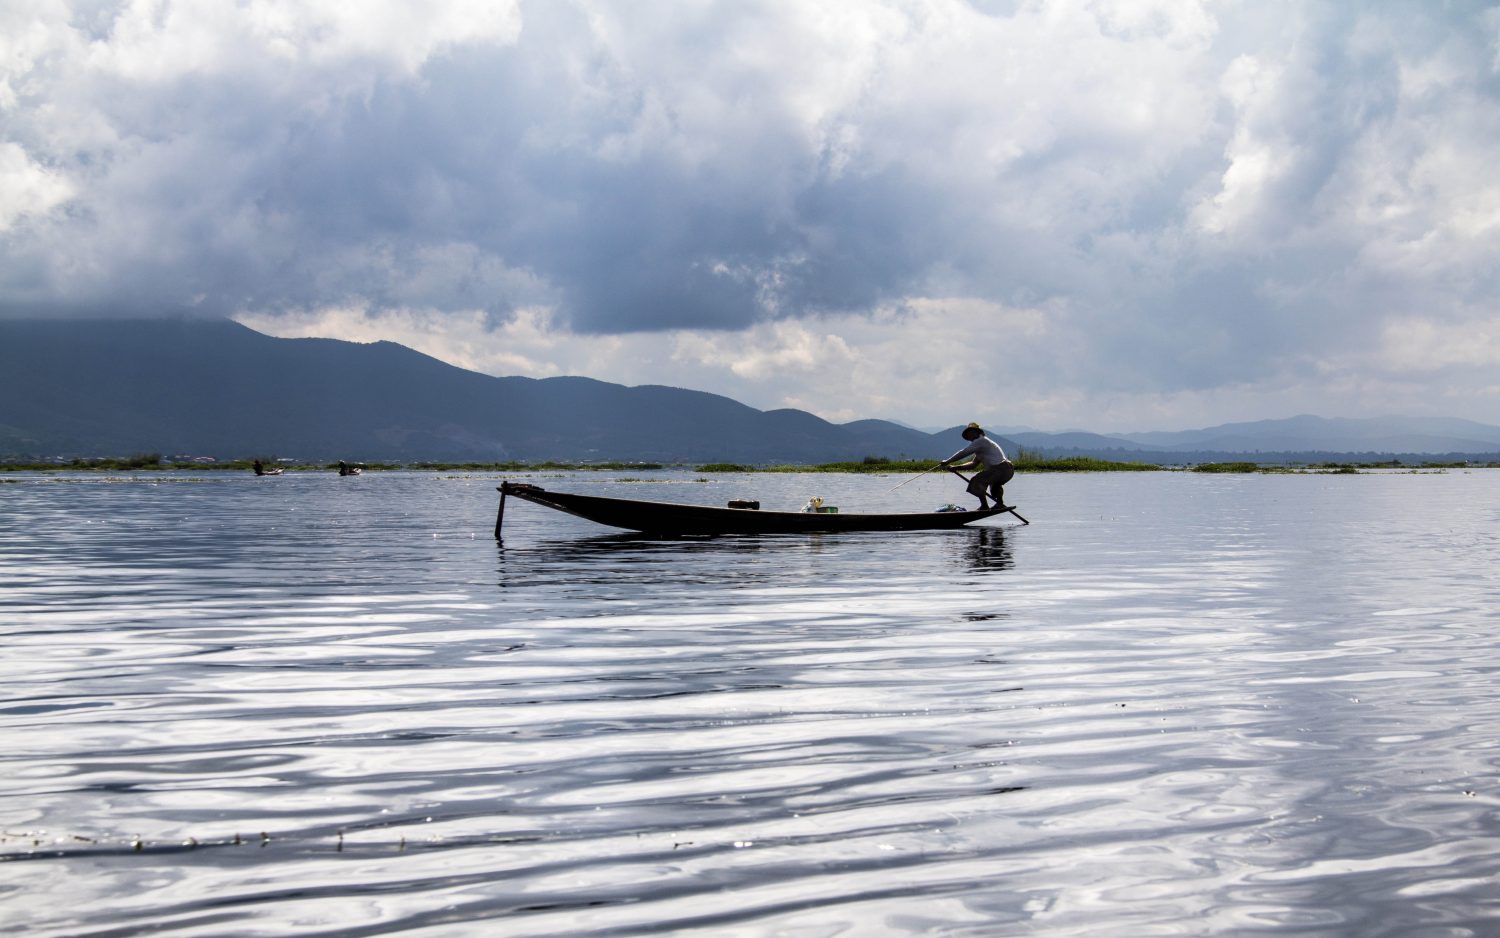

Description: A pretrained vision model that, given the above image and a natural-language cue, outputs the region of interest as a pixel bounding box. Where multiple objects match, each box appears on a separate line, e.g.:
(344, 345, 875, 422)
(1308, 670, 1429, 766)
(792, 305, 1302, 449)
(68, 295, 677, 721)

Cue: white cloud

(1374, 317, 1500, 373)
(238, 303, 568, 375)
(81, 0, 521, 82)
(1194, 55, 1292, 236)
(0, 142, 74, 231)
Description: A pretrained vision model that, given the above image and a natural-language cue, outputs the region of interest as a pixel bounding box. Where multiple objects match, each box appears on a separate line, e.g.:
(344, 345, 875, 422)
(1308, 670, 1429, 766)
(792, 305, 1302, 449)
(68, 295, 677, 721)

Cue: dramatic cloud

(3, 0, 1499, 429)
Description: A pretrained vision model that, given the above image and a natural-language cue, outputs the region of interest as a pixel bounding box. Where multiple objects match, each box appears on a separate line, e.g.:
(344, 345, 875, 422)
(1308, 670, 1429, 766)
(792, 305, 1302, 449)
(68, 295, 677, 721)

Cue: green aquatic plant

(54, 453, 168, 470)
(1014, 454, 1163, 472)
(410, 461, 666, 471)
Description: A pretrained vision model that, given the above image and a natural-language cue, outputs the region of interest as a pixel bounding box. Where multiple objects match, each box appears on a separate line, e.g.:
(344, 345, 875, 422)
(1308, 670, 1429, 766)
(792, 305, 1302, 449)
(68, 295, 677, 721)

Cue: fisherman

(940, 422, 1014, 510)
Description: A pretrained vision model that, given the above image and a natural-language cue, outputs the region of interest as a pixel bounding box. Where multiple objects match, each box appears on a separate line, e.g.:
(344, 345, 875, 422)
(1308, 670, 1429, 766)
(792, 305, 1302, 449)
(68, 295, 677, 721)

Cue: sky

(3, 0, 1499, 432)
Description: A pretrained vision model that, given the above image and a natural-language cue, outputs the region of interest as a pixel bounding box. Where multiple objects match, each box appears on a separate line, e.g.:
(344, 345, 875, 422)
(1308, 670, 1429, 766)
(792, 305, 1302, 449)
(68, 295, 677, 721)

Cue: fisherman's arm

(941, 455, 980, 470)
(940, 442, 979, 467)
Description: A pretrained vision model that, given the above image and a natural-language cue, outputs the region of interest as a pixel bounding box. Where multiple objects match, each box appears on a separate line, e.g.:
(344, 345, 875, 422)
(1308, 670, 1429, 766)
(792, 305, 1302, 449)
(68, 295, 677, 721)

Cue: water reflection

(500, 526, 1013, 572)
(963, 525, 1012, 571)
(495, 527, 1016, 599)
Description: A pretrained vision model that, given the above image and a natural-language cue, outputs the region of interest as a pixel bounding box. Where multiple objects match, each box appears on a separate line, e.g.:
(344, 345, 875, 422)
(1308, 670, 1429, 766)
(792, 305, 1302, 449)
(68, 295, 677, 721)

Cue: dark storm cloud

(233, 14, 961, 333)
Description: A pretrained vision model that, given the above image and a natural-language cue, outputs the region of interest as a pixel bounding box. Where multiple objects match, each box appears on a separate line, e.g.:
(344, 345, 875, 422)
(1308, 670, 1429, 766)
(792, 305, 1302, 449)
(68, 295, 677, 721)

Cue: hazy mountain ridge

(1, 320, 1495, 463)
(1113, 414, 1500, 454)
(0, 319, 947, 462)
(1001, 416, 1500, 463)
(1005, 431, 1167, 452)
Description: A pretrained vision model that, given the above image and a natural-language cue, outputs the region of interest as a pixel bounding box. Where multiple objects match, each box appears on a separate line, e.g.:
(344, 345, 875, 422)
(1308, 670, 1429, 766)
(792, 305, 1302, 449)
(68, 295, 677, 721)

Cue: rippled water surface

(3, 468, 1500, 936)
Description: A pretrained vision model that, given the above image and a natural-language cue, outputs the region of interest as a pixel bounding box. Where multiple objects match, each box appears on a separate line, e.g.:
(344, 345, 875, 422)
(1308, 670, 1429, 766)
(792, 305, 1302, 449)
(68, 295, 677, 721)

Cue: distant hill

(1006, 430, 1164, 453)
(998, 415, 1500, 463)
(0, 319, 948, 463)
(1114, 414, 1500, 455)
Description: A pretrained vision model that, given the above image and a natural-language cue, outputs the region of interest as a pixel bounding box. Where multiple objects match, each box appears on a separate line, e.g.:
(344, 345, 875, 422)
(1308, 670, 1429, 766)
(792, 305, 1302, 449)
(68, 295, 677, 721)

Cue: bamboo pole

(885, 463, 943, 493)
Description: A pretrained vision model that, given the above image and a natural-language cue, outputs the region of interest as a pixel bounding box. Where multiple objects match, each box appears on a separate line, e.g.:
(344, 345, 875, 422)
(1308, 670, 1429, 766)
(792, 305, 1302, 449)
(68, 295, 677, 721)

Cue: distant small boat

(337, 462, 362, 476)
(496, 481, 1026, 537)
(252, 461, 283, 476)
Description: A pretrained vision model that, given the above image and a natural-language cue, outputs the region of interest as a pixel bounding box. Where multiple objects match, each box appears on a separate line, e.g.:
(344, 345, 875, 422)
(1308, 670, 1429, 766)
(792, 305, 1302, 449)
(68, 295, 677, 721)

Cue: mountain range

(1003, 415, 1500, 456)
(0, 319, 948, 463)
(2, 319, 1498, 464)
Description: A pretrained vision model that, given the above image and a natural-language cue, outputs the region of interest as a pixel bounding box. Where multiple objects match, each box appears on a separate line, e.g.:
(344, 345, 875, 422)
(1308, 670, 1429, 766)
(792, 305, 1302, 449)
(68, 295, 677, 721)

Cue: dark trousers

(967, 461, 1015, 503)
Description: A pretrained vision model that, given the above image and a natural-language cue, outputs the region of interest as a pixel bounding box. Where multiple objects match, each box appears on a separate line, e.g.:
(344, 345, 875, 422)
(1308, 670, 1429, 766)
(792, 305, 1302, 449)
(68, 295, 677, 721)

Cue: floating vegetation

(0, 825, 541, 859)
(0, 475, 219, 484)
(1192, 462, 1279, 473)
(612, 477, 711, 484)
(409, 461, 666, 471)
(1014, 454, 1165, 472)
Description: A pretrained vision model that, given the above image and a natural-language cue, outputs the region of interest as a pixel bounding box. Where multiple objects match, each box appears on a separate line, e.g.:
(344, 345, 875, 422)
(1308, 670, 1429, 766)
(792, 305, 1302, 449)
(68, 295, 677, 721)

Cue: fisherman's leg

(989, 461, 1015, 507)
(980, 474, 1001, 504)
(969, 468, 1000, 509)
(965, 474, 991, 509)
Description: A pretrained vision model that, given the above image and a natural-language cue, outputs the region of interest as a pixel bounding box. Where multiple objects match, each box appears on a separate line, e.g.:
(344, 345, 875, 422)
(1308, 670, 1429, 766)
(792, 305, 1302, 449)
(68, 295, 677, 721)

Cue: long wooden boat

(495, 481, 1026, 537)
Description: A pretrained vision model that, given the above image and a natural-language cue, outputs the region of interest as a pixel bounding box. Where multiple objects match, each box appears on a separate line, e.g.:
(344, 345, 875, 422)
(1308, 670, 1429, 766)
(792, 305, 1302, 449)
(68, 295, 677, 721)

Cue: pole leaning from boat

(886, 463, 944, 493)
(494, 483, 508, 539)
(946, 467, 1029, 524)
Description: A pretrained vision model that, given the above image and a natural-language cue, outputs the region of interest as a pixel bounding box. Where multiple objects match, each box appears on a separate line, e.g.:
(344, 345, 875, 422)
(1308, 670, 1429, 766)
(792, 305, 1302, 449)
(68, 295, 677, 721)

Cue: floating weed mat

(435, 473, 571, 481)
(2, 825, 549, 860)
(611, 477, 713, 484)
(0, 475, 220, 484)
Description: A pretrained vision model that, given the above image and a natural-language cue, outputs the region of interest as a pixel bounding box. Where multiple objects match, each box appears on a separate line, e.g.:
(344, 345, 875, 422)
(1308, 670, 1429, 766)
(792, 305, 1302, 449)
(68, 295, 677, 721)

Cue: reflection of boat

(496, 482, 1024, 537)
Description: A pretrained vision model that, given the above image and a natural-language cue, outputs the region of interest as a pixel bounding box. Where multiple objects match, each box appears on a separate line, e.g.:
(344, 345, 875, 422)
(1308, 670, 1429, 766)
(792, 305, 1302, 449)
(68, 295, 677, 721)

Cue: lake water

(2, 468, 1499, 936)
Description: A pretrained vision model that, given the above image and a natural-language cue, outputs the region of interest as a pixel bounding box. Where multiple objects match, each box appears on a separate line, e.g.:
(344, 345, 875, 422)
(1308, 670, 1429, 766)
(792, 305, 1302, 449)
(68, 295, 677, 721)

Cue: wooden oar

(947, 467, 1029, 524)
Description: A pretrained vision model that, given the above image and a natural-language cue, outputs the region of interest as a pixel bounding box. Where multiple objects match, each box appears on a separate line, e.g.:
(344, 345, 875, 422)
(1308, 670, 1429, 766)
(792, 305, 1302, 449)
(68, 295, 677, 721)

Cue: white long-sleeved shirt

(946, 434, 1009, 468)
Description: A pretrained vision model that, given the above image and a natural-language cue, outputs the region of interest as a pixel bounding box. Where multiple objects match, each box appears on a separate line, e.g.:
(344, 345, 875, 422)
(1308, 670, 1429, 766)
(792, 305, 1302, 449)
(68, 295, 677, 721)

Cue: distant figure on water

(940, 422, 1014, 510)
(253, 459, 265, 476)
(338, 461, 361, 476)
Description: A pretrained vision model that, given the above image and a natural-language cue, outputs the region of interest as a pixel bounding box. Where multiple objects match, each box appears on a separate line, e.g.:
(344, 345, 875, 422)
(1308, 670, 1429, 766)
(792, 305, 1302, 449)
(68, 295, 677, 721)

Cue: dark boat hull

(498, 482, 1011, 536)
